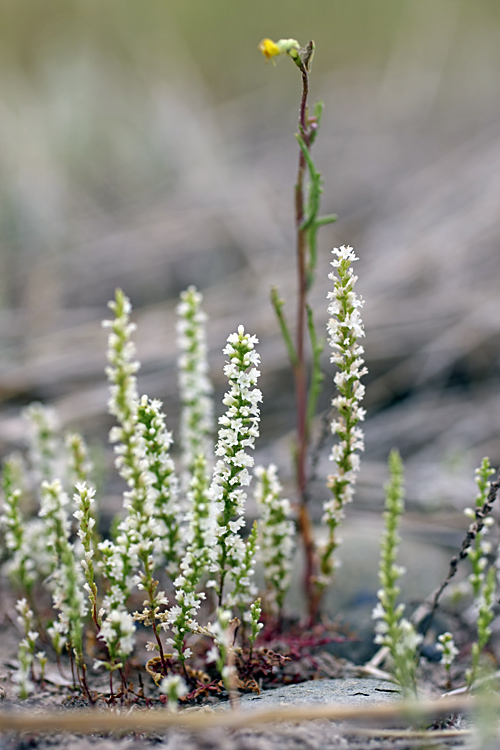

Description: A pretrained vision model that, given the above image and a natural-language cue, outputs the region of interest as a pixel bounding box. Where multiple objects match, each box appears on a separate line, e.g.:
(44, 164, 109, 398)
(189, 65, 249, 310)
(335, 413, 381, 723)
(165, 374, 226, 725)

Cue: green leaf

(315, 214, 337, 227)
(309, 100, 324, 145)
(271, 287, 298, 368)
(305, 304, 325, 433)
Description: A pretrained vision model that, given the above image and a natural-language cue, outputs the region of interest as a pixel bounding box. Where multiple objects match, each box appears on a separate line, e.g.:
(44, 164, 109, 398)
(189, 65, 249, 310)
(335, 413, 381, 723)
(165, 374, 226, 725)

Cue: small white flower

(160, 674, 188, 698)
(371, 602, 385, 621)
(205, 646, 219, 664)
(437, 632, 459, 668)
(98, 609, 136, 661)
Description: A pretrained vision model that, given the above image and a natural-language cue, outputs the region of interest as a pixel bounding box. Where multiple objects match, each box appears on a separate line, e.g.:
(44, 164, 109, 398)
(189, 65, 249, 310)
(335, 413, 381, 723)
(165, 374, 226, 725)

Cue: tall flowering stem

(437, 632, 458, 691)
(182, 454, 211, 589)
(103, 289, 143, 518)
(136, 395, 181, 575)
(248, 598, 263, 658)
(23, 402, 63, 487)
(103, 290, 177, 675)
(176, 286, 214, 484)
(100, 289, 140, 612)
(94, 609, 136, 697)
(254, 464, 295, 617)
(261, 39, 337, 619)
(209, 326, 262, 606)
(466, 457, 495, 598)
(318, 246, 367, 591)
(13, 598, 38, 699)
(39, 479, 90, 696)
(372, 450, 421, 697)
(129, 397, 180, 675)
(228, 520, 259, 619)
(466, 565, 496, 689)
(0, 456, 35, 595)
(164, 583, 203, 668)
(74, 482, 100, 628)
(163, 455, 211, 665)
(465, 457, 497, 688)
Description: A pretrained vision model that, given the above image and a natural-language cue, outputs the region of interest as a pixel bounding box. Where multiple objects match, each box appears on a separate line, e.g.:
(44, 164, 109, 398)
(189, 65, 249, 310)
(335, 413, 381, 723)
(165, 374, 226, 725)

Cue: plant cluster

(0, 37, 499, 711)
(1, 286, 301, 704)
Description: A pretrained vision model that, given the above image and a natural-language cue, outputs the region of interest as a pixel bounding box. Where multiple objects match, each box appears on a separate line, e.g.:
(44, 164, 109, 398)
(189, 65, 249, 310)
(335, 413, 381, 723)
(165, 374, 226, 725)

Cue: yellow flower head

(258, 38, 301, 64)
(258, 38, 281, 62)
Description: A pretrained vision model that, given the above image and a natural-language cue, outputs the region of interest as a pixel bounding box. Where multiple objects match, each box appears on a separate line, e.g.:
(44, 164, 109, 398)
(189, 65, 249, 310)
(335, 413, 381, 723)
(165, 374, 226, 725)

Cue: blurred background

(1, 0, 500, 590)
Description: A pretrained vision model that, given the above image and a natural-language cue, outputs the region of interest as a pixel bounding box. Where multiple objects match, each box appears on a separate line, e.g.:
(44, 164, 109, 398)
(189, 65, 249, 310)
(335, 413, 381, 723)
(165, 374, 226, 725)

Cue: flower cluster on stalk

(320, 245, 367, 584)
(39, 479, 87, 665)
(248, 598, 264, 654)
(94, 609, 136, 673)
(102, 292, 183, 673)
(437, 631, 459, 670)
(372, 450, 420, 697)
(13, 598, 39, 699)
(0, 455, 42, 592)
(207, 326, 262, 606)
(205, 608, 238, 695)
(160, 674, 188, 712)
(136, 395, 181, 574)
(73, 482, 99, 626)
(164, 584, 203, 665)
(465, 457, 497, 687)
(66, 432, 93, 488)
(227, 520, 259, 619)
(466, 457, 496, 598)
(176, 285, 214, 484)
(180, 453, 212, 590)
(164, 455, 212, 664)
(99, 290, 141, 613)
(24, 402, 64, 487)
(254, 464, 294, 614)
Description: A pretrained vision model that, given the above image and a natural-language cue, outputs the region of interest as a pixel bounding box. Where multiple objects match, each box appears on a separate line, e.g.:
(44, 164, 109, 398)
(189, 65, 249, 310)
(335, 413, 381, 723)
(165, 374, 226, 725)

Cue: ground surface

(0, 498, 496, 749)
(0, 677, 480, 750)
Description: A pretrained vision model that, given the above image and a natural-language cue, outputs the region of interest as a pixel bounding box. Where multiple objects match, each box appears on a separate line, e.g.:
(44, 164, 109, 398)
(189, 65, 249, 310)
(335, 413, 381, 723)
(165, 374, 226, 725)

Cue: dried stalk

(0, 693, 491, 735)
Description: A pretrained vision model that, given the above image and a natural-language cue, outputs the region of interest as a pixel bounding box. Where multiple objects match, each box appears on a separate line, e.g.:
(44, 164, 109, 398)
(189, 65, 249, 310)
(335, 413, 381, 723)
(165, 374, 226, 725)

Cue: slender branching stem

(263, 40, 338, 621)
(293, 59, 320, 620)
(417, 474, 500, 640)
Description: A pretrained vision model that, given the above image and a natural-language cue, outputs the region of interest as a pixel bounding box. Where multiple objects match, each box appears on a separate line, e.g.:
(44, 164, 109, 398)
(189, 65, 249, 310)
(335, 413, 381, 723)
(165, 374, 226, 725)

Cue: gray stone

(239, 678, 401, 709)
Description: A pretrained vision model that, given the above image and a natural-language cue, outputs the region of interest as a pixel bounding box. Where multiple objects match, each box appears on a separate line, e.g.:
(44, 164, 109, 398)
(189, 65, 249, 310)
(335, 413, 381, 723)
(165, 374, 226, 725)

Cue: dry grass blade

(0, 693, 490, 735)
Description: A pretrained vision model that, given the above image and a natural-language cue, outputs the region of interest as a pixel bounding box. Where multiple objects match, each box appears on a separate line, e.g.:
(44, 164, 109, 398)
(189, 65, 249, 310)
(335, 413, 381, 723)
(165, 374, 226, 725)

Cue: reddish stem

(79, 662, 95, 705)
(293, 60, 319, 622)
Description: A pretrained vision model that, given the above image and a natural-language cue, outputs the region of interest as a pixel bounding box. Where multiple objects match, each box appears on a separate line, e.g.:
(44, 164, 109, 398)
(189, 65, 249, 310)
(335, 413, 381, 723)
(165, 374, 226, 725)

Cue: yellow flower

(258, 38, 281, 62)
(258, 38, 303, 68)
